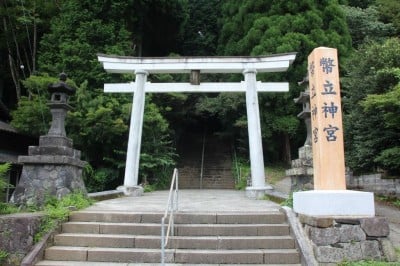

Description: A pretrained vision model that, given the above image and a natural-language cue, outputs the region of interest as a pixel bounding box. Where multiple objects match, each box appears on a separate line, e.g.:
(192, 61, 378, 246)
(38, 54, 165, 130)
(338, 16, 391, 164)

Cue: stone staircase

(178, 133, 235, 189)
(36, 210, 300, 265)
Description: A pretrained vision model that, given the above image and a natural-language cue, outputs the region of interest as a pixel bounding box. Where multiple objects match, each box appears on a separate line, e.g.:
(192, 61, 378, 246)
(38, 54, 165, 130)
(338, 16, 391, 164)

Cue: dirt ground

(375, 201, 400, 252)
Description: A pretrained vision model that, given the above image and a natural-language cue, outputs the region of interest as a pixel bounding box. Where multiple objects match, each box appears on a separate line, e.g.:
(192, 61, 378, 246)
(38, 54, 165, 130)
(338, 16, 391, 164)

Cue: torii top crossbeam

(98, 53, 296, 199)
(97, 53, 297, 74)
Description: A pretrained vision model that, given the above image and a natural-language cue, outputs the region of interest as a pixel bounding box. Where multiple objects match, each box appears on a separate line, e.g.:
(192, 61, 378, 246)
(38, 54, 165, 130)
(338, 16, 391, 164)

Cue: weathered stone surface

(39, 135, 72, 148)
(299, 214, 333, 228)
(342, 242, 363, 261)
(0, 213, 44, 265)
(360, 217, 390, 237)
(339, 224, 366, 242)
(361, 240, 381, 260)
(309, 226, 340, 246)
(11, 162, 86, 206)
(379, 238, 397, 262)
(314, 245, 344, 263)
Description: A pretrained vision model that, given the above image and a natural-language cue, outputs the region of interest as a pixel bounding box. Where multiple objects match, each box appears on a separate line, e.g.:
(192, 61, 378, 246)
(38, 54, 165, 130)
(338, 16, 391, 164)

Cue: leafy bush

(34, 192, 93, 242)
(0, 163, 11, 192)
(0, 163, 19, 215)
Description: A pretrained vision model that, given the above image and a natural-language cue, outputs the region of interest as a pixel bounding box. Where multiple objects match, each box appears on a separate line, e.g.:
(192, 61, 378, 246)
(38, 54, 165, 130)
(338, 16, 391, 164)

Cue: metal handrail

(200, 132, 206, 189)
(161, 168, 179, 265)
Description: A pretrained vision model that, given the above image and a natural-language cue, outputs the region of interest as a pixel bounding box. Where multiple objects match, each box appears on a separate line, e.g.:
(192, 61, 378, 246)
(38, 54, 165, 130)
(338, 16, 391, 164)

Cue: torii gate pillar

(244, 69, 272, 198)
(122, 70, 147, 192)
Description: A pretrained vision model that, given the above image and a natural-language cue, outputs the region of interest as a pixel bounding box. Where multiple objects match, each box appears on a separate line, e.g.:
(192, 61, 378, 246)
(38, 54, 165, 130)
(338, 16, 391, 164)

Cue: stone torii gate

(98, 54, 296, 199)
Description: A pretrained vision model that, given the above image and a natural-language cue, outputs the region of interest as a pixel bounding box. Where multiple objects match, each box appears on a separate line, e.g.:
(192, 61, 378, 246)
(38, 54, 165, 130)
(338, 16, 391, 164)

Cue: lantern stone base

(10, 135, 87, 207)
(293, 190, 375, 216)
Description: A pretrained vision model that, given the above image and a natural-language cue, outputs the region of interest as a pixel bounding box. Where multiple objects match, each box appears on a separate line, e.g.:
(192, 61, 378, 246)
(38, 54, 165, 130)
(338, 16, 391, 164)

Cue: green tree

(38, 0, 133, 87)
(217, 0, 352, 164)
(342, 38, 400, 174)
(179, 0, 221, 56)
(0, 0, 56, 107)
(341, 5, 395, 48)
(361, 78, 400, 173)
(10, 75, 58, 135)
(376, 0, 400, 34)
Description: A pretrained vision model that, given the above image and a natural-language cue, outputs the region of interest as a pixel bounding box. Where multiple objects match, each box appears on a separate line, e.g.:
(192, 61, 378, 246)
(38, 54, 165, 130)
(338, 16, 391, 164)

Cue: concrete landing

(86, 189, 281, 213)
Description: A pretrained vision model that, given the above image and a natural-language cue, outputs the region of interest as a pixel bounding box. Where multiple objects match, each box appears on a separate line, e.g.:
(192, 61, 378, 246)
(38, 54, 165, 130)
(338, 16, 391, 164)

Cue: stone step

(62, 222, 290, 236)
(69, 211, 286, 224)
(44, 246, 300, 264)
(55, 233, 295, 249)
(37, 260, 301, 265)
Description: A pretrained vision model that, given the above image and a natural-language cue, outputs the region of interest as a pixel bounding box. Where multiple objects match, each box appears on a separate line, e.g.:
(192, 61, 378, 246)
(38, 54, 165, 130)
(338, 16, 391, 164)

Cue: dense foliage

(1, 0, 399, 191)
(343, 38, 400, 174)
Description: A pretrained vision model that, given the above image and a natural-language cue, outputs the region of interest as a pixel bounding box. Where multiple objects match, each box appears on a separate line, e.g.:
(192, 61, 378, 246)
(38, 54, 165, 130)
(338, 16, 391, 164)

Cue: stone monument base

(298, 215, 396, 263)
(293, 190, 375, 216)
(245, 186, 273, 199)
(116, 185, 144, 197)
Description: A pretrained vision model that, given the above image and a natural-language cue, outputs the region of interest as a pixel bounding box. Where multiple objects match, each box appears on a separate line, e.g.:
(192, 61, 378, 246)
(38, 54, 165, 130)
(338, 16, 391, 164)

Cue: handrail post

(175, 170, 179, 211)
(200, 132, 206, 189)
(160, 168, 179, 265)
(161, 217, 165, 265)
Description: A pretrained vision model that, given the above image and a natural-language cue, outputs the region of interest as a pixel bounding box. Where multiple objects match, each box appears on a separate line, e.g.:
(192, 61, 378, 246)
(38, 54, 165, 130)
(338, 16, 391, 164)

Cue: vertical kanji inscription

(308, 47, 346, 190)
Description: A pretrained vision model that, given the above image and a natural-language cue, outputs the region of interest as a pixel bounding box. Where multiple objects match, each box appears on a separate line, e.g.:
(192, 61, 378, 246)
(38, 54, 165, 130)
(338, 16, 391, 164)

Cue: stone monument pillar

(293, 47, 374, 216)
(11, 73, 87, 206)
(285, 77, 314, 191)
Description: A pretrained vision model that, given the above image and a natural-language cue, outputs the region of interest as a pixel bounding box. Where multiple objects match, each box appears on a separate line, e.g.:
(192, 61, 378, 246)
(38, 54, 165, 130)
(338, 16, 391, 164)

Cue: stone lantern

(11, 74, 87, 207)
(285, 76, 314, 191)
(47, 72, 74, 137)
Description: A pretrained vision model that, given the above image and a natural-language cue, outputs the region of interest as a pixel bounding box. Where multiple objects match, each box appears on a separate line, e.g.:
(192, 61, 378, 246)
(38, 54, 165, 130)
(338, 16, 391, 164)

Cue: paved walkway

(86, 189, 281, 213)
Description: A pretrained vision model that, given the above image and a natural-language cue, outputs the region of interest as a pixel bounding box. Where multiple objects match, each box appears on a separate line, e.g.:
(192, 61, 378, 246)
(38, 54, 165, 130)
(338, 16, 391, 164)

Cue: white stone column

(119, 70, 148, 196)
(243, 69, 273, 199)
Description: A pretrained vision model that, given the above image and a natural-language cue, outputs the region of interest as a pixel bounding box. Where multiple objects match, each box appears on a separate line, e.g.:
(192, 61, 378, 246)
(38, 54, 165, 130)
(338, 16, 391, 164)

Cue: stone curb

(21, 226, 61, 266)
(281, 206, 318, 266)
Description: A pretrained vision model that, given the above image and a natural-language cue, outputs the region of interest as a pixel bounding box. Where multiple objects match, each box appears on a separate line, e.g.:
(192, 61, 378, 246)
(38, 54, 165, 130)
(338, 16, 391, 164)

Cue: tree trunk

(283, 132, 291, 166)
(3, 16, 21, 100)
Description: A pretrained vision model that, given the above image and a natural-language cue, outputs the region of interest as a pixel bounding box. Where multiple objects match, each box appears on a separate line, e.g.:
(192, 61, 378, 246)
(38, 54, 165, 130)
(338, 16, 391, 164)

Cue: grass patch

(34, 192, 93, 242)
(0, 250, 9, 264)
(338, 261, 400, 265)
(232, 158, 287, 190)
(0, 202, 19, 215)
(232, 159, 250, 190)
(266, 165, 287, 185)
(376, 195, 400, 209)
(280, 191, 294, 208)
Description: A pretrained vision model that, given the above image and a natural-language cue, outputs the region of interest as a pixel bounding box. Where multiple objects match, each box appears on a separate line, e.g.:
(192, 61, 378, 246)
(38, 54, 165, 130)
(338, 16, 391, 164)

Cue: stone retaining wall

(347, 173, 400, 197)
(299, 215, 397, 263)
(0, 213, 44, 265)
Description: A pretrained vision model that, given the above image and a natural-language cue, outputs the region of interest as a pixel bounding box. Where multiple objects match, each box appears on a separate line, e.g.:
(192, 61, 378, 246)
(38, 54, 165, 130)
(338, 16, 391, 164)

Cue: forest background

(1, 0, 399, 192)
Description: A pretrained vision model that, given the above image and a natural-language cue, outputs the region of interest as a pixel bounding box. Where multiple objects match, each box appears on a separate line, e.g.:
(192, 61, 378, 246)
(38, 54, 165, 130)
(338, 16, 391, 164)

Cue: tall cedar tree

(217, 0, 352, 164)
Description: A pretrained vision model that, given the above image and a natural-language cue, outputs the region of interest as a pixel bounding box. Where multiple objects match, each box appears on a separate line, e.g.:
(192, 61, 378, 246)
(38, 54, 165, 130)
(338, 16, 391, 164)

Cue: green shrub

(0, 250, 8, 264)
(280, 192, 294, 208)
(0, 163, 11, 192)
(34, 192, 93, 242)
